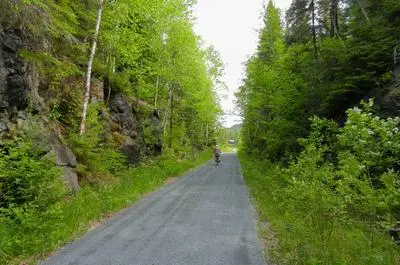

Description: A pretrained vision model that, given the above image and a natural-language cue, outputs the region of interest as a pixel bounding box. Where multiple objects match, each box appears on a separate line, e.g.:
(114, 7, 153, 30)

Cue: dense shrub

(0, 133, 64, 219)
(241, 102, 400, 265)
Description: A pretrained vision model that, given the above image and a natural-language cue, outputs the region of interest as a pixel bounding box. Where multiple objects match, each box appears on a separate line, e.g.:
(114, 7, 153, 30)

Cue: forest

(237, 0, 400, 264)
(0, 0, 222, 263)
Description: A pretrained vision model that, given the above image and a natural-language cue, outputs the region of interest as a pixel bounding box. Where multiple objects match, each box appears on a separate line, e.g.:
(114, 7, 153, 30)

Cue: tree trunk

(206, 123, 209, 146)
(163, 83, 175, 137)
(310, 0, 318, 58)
(356, 0, 370, 22)
(154, 75, 160, 108)
(106, 56, 115, 104)
(168, 92, 173, 148)
(154, 53, 163, 109)
(330, 0, 340, 38)
(80, 0, 104, 135)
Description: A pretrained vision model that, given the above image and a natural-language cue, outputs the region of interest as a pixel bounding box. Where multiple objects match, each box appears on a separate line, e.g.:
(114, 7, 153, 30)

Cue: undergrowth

(240, 102, 400, 265)
(240, 156, 400, 265)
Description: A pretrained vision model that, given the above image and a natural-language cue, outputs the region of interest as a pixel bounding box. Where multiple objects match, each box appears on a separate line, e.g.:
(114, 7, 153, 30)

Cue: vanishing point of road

(40, 153, 266, 265)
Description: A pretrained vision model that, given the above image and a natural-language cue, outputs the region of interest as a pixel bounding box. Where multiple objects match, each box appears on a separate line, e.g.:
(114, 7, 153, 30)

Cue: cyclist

(213, 145, 221, 165)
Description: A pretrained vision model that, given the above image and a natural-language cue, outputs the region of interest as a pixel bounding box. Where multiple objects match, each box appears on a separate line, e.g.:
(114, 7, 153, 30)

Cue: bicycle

(215, 155, 221, 165)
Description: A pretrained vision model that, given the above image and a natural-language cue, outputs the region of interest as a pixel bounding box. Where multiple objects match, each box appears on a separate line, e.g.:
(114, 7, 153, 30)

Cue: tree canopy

(237, 0, 400, 161)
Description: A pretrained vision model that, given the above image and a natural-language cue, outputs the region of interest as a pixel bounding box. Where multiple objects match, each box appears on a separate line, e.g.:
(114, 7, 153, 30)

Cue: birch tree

(80, 0, 104, 135)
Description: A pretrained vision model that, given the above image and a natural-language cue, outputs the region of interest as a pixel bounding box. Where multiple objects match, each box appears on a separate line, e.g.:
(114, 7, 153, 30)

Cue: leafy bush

(240, 101, 400, 265)
(0, 134, 64, 220)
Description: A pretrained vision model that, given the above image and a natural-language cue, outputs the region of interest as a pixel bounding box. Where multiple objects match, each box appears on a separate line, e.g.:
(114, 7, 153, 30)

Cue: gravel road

(40, 153, 266, 265)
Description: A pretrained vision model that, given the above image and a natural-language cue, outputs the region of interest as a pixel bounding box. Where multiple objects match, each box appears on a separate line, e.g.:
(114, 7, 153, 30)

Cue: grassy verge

(0, 150, 211, 265)
(239, 152, 400, 265)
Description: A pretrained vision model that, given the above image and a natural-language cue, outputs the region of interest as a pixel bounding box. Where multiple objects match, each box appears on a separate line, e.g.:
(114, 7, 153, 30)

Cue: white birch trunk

(206, 123, 209, 146)
(154, 75, 160, 108)
(356, 0, 370, 22)
(154, 52, 163, 109)
(80, 0, 104, 135)
(163, 84, 174, 136)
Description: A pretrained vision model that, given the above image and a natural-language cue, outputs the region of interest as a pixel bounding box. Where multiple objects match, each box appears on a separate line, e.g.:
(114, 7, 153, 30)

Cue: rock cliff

(0, 25, 161, 190)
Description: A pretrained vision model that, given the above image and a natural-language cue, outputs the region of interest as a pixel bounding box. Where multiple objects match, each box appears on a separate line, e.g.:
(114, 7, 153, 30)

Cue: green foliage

(99, 0, 222, 151)
(240, 104, 400, 264)
(5, 0, 222, 155)
(237, 0, 400, 162)
(68, 103, 126, 178)
(20, 50, 81, 86)
(0, 127, 65, 219)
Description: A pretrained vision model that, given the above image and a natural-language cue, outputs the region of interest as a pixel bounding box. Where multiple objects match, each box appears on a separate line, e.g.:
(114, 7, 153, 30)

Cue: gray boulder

(49, 127, 79, 192)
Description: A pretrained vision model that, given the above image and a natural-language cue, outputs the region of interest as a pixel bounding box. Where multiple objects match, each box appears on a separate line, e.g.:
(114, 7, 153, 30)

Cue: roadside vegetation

(240, 103, 400, 264)
(238, 0, 400, 264)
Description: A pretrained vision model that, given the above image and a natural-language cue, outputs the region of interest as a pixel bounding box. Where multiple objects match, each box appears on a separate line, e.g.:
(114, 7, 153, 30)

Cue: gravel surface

(40, 153, 266, 265)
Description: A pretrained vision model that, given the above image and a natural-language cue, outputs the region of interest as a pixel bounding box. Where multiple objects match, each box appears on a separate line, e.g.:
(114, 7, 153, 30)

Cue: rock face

(377, 64, 400, 116)
(0, 25, 159, 190)
(394, 63, 400, 84)
(0, 26, 78, 191)
(49, 127, 79, 192)
(34, 123, 80, 192)
(109, 92, 147, 163)
(375, 50, 400, 117)
(0, 26, 29, 135)
(388, 222, 400, 245)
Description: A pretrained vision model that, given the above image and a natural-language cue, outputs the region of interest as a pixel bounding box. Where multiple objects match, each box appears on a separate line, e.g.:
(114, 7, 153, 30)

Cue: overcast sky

(193, 0, 292, 127)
